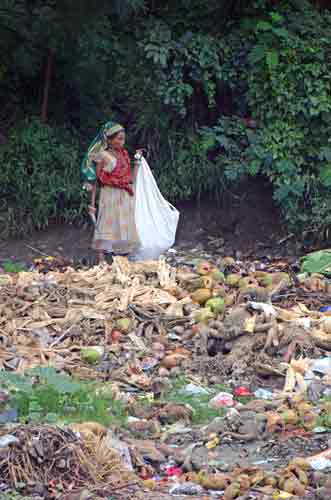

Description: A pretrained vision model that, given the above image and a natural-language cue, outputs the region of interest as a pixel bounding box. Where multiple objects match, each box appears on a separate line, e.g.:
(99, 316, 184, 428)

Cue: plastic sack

(134, 156, 179, 260)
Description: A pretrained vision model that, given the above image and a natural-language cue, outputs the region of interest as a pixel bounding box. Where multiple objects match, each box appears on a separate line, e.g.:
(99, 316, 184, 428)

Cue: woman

(81, 122, 141, 262)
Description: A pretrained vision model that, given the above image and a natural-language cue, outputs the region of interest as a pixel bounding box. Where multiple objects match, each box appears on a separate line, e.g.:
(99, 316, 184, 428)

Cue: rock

(190, 445, 209, 471)
(157, 443, 185, 464)
(169, 483, 204, 495)
(0, 435, 19, 448)
(238, 417, 259, 436)
(128, 420, 160, 438)
(128, 439, 166, 464)
(205, 417, 228, 435)
(317, 486, 331, 499)
(170, 366, 182, 378)
(0, 390, 9, 404)
(0, 408, 18, 424)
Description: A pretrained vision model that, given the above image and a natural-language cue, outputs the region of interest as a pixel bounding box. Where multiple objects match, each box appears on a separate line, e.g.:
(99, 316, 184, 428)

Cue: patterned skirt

(92, 185, 140, 254)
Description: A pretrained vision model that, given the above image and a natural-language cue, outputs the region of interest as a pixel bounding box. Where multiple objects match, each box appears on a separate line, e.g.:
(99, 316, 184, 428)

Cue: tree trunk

(41, 50, 54, 123)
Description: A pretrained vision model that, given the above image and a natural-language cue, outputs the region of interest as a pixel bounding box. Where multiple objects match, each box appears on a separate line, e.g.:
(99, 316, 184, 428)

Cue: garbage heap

(0, 252, 331, 498)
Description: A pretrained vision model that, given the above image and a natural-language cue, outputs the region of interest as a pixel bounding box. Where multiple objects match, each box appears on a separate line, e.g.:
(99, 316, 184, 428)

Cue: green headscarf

(81, 121, 125, 184)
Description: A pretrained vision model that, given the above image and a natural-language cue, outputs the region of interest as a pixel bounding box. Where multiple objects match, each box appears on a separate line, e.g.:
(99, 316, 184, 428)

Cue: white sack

(134, 156, 179, 260)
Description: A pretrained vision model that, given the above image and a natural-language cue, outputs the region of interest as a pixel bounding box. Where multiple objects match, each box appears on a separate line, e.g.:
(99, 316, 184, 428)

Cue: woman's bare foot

(98, 251, 106, 264)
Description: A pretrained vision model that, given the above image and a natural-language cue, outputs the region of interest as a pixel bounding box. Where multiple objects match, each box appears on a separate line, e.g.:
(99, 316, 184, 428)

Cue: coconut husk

(310, 327, 331, 350)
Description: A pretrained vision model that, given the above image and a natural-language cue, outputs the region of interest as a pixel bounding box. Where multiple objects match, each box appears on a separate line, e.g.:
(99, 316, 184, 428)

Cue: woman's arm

(89, 183, 97, 211)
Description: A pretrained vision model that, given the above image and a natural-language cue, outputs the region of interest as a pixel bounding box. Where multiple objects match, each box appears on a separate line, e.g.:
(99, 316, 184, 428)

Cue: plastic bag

(134, 156, 179, 260)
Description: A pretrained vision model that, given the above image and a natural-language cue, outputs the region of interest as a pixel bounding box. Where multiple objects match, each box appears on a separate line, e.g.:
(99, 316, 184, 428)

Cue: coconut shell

(304, 277, 325, 292)
(196, 261, 213, 276)
(260, 275, 273, 287)
(162, 354, 186, 369)
(199, 275, 214, 289)
(272, 272, 290, 285)
(198, 472, 231, 490)
(224, 293, 236, 307)
(310, 327, 331, 349)
(237, 474, 251, 491)
(322, 318, 331, 335)
(221, 256, 235, 267)
(239, 276, 258, 289)
(206, 297, 225, 314)
(296, 402, 313, 416)
(212, 285, 227, 297)
(281, 410, 299, 425)
(226, 274, 241, 287)
(254, 271, 269, 278)
(191, 288, 212, 305)
(224, 482, 241, 500)
(264, 475, 278, 487)
(290, 457, 311, 471)
(302, 411, 316, 430)
(194, 308, 215, 323)
(283, 478, 305, 496)
(116, 317, 132, 332)
(211, 270, 225, 283)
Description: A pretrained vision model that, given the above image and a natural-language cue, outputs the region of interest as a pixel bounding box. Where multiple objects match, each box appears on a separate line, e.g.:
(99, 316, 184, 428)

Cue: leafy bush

(2, 0, 331, 237)
(0, 118, 87, 236)
(219, 2, 331, 233)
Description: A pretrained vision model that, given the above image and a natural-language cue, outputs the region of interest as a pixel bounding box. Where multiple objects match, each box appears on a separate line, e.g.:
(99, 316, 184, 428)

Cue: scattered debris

(0, 251, 331, 498)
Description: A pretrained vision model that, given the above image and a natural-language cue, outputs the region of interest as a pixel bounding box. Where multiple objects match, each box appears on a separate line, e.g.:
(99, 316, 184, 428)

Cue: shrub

(0, 118, 87, 237)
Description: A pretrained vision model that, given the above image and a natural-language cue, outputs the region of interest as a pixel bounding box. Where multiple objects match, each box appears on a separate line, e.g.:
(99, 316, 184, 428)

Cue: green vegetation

(0, 494, 34, 500)
(2, 260, 26, 273)
(1, 0, 331, 237)
(0, 367, 127, 427)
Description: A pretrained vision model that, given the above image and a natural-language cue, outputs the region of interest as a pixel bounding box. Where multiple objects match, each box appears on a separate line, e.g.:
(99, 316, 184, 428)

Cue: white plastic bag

(134, 156, 179, 260)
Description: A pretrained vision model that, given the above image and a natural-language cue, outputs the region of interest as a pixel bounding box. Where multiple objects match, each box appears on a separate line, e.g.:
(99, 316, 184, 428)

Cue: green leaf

(266, 50, 279, 68)
(248, 159, 261, 176)
(319, 165, 331, 187)
(246, 129, 257, 144)
(319, 148, 331, 162)
(270, 12, 284, 23)
(256, 21, 272, 31)
(248, 45, 266, 65)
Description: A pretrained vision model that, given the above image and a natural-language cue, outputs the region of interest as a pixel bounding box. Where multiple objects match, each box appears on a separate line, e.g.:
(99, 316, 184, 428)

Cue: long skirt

(92, 185, 140, 254)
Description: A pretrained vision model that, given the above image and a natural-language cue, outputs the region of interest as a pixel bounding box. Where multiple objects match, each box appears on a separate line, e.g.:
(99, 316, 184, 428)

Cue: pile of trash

(0, 423, 139, 496)
(0, 250, 331, 498)
(0, 253, 331, 382)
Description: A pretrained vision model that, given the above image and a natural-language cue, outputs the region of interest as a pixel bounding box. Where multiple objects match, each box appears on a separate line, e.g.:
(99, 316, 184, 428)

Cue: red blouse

(97, 149, 134, 196)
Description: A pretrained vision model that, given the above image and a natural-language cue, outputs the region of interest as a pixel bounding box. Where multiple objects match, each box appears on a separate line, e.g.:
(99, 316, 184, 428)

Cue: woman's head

(102, 122, 125, 150)
(106, 130, 125, 150)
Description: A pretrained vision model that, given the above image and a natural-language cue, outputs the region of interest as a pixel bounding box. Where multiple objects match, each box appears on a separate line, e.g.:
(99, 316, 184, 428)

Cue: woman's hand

(88, 205, 97, 225)
(134, 148, 145, 161)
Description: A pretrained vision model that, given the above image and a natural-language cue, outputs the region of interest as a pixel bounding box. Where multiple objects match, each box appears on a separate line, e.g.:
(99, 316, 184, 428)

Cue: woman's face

(108, 131, 125, 150)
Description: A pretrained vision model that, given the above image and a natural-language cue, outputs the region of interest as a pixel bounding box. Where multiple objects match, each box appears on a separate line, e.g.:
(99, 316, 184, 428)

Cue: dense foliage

(0, 0, 331, 236)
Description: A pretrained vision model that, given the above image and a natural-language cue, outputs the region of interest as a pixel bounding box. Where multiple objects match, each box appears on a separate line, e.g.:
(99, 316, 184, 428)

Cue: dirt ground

(0, 180, 288, 265)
